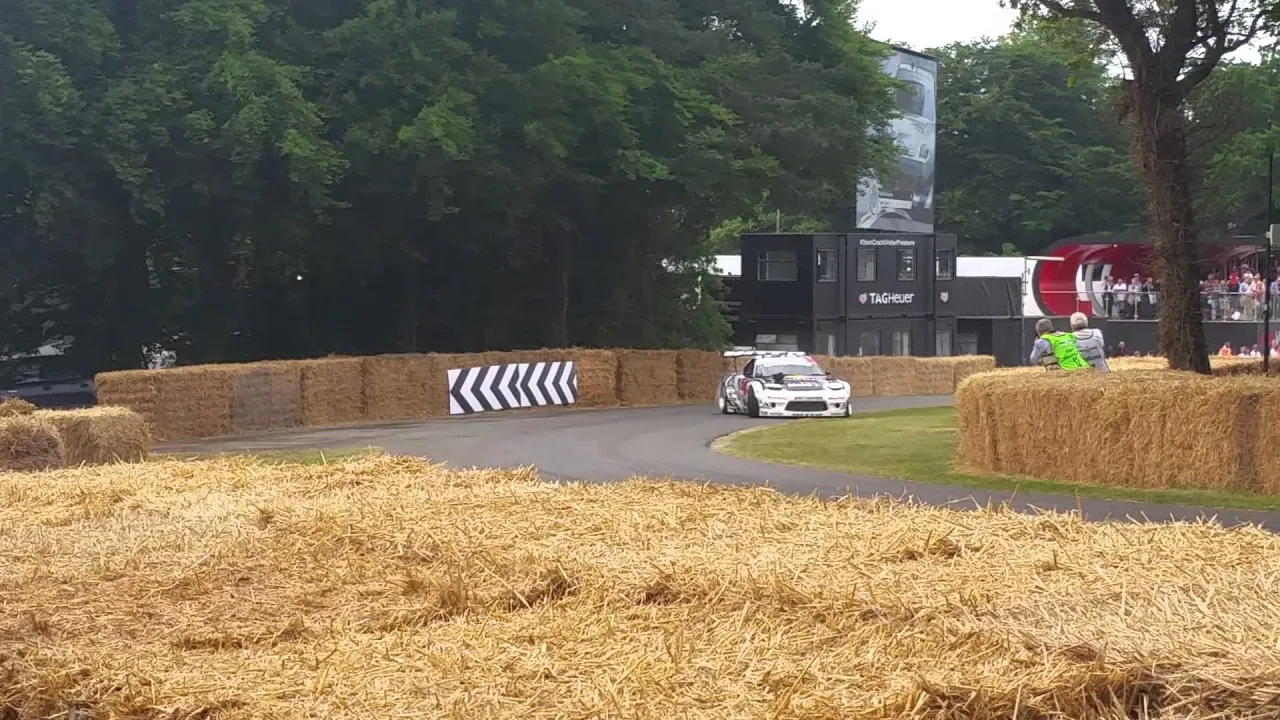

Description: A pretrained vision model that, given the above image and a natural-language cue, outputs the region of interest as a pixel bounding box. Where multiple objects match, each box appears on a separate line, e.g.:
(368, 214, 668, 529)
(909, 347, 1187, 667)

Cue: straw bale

(915, 358, 960, 395)
(34, 406, 149, 466)
(946, 355, 997, 390)
(956, 371, 1280, 492)
(114, 365, 239, 442)
(675, 350, 725, 402)
(230, 362, 302, 435)
(298, 357, 365, 426)
(361, 354, 443, 421)
(0, 397, 36, 417)
(819, 356, 875, 396)
(560, 349, 618, 407)
(93, 368, 160, 424)
(867, 356, 923, 396)
(615, 349, 678, 406)
(3, 455, 1280, 719)
(0, 415, 65, 471)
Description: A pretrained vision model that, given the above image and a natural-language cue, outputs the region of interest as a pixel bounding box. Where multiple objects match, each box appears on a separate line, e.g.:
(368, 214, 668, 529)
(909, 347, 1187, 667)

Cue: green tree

(0, 0, 902, 366)
(932, 28, 1139, 256)
(1006, 0, 1276, 374)
(1186, 54, 1280, 233)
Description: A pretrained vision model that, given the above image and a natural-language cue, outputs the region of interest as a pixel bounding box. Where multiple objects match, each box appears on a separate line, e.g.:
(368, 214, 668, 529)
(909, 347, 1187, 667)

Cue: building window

(891, 330, 912, 356)
(857, 248, 877, 282)
(936, 249, 954, 281)
(935, 329, 953, 357)
(897, 248, 916, 281)
(757, 250, 798, 281)
(755, 333, 799, 351)
(816, 249, 838, 283)
(858, 331, 880, 356)
(817, 333, 837, 356)
(958, 333, 979, 355)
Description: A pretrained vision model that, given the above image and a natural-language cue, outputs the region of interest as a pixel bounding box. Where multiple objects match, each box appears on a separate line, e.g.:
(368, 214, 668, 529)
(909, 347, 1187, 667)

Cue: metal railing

(1039, 290, 1280, 322)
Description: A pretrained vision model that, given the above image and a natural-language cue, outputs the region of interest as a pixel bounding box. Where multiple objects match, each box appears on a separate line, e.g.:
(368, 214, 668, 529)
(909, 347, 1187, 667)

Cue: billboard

(855, 48, 938, 234)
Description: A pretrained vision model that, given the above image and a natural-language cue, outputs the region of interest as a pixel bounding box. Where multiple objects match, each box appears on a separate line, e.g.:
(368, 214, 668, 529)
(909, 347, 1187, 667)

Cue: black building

(733, 232, 958, 357)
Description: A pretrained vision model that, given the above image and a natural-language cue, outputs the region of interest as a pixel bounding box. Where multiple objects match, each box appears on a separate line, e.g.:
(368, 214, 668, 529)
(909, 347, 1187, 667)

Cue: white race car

(716, 350, 852, 418)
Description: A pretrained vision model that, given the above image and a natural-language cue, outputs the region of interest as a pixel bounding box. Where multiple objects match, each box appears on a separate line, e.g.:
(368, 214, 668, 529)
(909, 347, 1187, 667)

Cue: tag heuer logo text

(862, 292, 915, 305)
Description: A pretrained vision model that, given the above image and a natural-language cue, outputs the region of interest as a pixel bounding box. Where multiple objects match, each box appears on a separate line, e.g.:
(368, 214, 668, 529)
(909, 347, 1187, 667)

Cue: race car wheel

(717, 389, 731, 415)
(842, 402, 853, 418)
(746, 389, 760, 418)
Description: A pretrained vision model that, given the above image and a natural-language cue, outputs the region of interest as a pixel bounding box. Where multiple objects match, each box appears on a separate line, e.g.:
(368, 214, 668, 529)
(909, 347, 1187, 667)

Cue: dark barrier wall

(949, 277, 1021, 318)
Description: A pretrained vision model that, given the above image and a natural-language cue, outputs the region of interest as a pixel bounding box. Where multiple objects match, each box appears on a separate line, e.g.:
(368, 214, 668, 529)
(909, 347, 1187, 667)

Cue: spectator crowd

(1087, 263, 1280, 322)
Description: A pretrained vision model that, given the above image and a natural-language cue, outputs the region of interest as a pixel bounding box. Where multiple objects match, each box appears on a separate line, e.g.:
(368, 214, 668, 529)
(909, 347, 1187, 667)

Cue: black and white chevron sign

(447, 361, 578, 415)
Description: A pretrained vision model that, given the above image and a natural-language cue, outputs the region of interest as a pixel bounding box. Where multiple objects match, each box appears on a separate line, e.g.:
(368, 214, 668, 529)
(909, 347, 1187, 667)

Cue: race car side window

(741, 360, 755, 377)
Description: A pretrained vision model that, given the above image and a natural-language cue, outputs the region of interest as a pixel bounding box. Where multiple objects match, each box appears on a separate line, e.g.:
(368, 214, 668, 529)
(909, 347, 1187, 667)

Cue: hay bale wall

(298, 358, 366, 426)
(615, 350, 679, 406)
(956, 370, 1280, 493)
(96, 350, 997, 441)
(230, 363, 302, 435)
(35, 407, 149, 466)
(675, 350, 727, 402)
(361, 354, 441, 421)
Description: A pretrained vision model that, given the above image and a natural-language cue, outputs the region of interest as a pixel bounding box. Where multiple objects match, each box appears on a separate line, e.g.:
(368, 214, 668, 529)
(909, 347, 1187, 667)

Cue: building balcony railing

(1040, 290, 1280, 323)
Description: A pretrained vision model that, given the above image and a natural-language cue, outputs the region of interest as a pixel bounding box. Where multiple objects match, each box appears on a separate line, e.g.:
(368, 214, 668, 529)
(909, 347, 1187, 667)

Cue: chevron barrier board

(447, 361, 579, 415)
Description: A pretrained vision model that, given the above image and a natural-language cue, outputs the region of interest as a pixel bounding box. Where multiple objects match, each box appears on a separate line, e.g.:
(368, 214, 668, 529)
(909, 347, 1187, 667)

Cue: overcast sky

(853, 0, 1265, 63)
(855, 0, 1018, 51)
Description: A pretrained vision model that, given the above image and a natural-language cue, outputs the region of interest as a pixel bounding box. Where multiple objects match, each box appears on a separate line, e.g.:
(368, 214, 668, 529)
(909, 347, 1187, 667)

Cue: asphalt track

(159, 396, 1280, 531)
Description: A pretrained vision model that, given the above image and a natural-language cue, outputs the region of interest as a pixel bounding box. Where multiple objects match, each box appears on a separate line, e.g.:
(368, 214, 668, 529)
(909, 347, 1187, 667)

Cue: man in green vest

(1029, 318, 1092, 370)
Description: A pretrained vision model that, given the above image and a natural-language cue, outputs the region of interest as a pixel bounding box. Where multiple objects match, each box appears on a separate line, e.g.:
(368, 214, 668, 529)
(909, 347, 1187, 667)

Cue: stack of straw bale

(817, 356, 875, 396)
(361, 354, 445, 421)
(298, 357, 366, 426)
(0, 415, 65, 470)
(96, 365, 238, 442)
(675, 350, 729, 402)
(230, 362, 302, 434)
(538, 349, 617, 407)
(913, 358, 958, 395)
(868, 356, 921, 396)
(3, 454, 1279, 718)
(956, 370, 1280, 493)
(615, 349, 679, 406)
(35, 407, 149, 466)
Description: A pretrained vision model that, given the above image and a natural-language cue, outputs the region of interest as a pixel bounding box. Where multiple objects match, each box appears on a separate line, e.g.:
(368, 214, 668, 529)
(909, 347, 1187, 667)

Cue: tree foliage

(0, 0, 898, 369)
(1005, 0, 1276, 373)
(932, 23, 1140, 255)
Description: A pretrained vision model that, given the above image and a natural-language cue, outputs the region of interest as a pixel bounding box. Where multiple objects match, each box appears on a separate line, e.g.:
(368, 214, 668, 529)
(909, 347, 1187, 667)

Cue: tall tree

(1006, 0, 1275, 373)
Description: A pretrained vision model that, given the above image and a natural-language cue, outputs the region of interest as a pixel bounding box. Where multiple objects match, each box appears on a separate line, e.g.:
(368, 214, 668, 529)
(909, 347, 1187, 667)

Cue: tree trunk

(1129, 85, 1210, 373)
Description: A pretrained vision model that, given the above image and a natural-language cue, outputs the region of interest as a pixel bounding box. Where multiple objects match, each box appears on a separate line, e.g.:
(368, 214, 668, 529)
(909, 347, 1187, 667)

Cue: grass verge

(715, 406, 1280, 512)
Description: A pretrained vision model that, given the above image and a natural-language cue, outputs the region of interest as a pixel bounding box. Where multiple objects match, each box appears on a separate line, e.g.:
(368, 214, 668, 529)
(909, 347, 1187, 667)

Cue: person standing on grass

(1069, 312, 1109, 372)
(1029, 318, 1091, 371)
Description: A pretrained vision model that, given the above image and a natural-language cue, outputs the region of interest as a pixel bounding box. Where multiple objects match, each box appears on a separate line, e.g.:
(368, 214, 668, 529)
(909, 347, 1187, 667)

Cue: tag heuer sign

(940, 291, 949, 303)
(863, 292, 915, 305)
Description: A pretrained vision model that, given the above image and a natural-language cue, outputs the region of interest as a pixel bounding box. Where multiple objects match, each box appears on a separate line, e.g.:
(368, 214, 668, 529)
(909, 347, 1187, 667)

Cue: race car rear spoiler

(722, 347, 808, 358)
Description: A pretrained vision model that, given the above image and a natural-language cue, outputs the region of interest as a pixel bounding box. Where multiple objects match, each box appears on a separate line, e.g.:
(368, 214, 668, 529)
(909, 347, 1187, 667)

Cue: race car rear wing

(722, 347, 808, 359)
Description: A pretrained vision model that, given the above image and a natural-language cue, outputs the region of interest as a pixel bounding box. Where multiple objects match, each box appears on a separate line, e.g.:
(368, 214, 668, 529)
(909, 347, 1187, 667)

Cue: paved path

(160, 397, 1280, 530)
